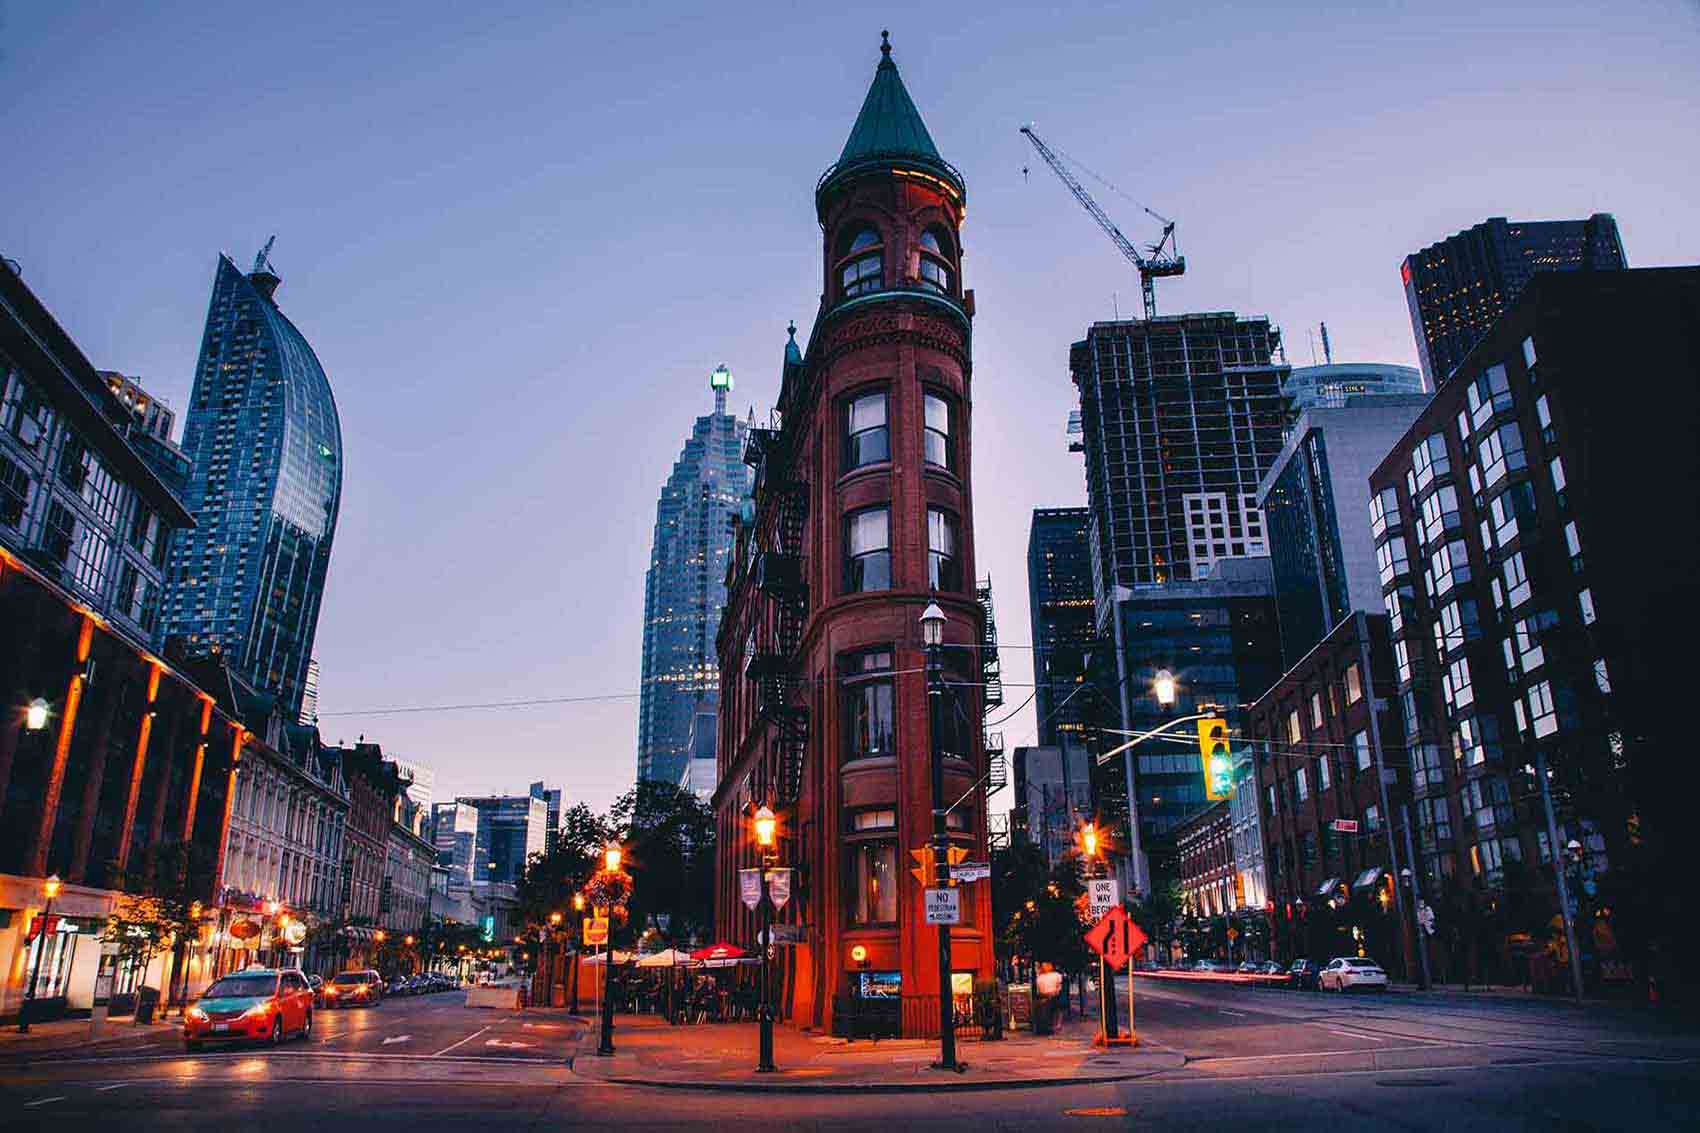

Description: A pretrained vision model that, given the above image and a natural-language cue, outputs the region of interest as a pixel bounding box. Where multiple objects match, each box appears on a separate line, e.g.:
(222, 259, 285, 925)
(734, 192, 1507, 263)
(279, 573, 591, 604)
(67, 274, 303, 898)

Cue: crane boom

(1020, 125, 1184, 320)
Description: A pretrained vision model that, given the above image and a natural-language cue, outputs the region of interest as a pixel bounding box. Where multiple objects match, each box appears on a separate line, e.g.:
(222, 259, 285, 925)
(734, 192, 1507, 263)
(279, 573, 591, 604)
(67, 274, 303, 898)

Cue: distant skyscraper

(1283, 362, 1425, 414)
(393, 758, 435, 810)
(1401, 214, 1625, 389)
(1026, 508, 1098, 748)
(1257, 393, 1431, 667)
(530, 781, 563, 850)
(161, 246, 343, 718)
(636, 367, 752, 784)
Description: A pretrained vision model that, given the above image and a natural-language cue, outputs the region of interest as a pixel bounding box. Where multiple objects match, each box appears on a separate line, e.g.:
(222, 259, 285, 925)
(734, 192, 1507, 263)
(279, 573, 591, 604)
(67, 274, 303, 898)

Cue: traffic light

(1198, 717, 1233, 801)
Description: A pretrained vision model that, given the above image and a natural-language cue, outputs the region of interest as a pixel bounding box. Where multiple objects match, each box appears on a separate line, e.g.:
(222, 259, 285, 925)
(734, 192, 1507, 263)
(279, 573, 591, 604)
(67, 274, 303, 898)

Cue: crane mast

(1020, 125, 1185, 320)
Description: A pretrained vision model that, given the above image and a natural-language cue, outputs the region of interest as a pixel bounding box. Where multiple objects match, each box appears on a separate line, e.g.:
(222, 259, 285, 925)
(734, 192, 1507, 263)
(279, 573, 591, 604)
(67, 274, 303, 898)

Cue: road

(1, 981, 1694, 1130)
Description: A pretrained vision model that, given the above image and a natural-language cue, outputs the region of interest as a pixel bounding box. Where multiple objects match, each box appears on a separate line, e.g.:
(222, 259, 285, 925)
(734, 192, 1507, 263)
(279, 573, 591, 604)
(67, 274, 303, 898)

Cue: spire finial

(880, 29, 891, 58)
(787, 320, 797, 339)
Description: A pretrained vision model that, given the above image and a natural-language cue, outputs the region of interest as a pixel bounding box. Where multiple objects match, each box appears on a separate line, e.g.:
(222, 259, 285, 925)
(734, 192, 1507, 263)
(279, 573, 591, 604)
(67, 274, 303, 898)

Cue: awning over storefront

(1352, 867, 1387, 892)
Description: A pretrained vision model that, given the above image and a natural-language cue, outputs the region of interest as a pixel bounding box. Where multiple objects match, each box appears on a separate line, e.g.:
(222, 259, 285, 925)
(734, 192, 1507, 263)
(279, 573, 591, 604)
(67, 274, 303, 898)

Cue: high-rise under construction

(1071, 312, 1290, 621)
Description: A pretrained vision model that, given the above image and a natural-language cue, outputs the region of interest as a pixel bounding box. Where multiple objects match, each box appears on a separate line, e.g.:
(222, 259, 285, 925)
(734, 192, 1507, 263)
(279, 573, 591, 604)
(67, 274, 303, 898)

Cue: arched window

(838, 226, 883, 298)
(918, 227, 954, 295)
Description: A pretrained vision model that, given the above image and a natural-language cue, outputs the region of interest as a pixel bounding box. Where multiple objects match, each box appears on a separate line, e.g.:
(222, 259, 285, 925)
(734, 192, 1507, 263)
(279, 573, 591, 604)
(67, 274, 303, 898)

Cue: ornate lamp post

(19, 874, 62, 1033)
(589, 845, 629, 1056)
(752, 804, 779, 1073)
(920, 602, 962, 1072)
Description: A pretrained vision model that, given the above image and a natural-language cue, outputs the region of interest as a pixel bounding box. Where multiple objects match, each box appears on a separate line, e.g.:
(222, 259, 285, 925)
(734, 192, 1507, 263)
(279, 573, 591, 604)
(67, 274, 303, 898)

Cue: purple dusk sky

(3, 2, 1695, 812)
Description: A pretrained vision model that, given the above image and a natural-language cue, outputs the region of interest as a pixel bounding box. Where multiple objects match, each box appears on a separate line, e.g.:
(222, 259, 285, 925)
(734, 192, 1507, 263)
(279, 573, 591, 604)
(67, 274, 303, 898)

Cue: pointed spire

(836, 31, 943, 167)
(784, 321, 802, 366)
(818, 32, 963, 214)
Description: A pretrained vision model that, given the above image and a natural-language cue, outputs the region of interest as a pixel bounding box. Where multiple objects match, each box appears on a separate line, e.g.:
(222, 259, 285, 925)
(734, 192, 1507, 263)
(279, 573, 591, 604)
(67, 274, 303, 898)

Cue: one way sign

(1084, 906, 1147, 972)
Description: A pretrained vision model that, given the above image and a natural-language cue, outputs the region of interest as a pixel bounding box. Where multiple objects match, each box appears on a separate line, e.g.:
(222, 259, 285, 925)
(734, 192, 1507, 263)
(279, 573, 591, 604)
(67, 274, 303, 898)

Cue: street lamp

(570, 894, 586, 1013)
(920, 602, 961, 1072)
(1080, 825, 1119, 1043)
(751, 804, 779, 1073)
(1153, 670, 1177, 708)
(25, 698, 50, 732)
(604, 845, 622, 873)
(19, 874, 62, 1033)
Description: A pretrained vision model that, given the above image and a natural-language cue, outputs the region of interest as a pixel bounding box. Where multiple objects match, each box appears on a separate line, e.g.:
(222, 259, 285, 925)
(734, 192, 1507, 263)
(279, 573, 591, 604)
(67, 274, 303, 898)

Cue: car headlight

(187, 1006, 208, 1021)
(241, 1002, 274, 1019)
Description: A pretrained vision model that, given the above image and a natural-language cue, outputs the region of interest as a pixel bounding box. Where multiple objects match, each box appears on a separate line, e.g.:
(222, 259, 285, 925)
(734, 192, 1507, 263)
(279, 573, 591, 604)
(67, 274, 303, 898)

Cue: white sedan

(1320, 957, 1388, 992)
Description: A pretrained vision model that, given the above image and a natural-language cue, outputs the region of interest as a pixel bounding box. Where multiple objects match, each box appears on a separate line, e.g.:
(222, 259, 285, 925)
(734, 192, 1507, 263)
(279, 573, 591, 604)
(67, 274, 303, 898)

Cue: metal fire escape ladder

(744, 419, 810, 807)
(977, 577, 1006, 795)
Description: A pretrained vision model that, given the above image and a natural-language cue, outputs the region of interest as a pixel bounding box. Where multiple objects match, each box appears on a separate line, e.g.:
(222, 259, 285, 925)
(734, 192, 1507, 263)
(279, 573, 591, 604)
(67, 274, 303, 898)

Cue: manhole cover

(1376, 1078, 1448, 1087)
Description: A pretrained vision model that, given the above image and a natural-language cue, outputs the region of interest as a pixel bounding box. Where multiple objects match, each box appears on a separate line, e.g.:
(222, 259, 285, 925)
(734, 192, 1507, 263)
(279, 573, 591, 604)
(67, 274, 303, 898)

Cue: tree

(1001, 857, 1090, 979)
(606, 780, 715, 946)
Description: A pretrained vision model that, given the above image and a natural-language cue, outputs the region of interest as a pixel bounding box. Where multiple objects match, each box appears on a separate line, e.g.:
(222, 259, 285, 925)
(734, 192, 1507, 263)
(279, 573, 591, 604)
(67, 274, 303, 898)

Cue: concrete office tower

(636, 367, 752, 785)
(161, 246, 342, 719)
(1071, 313, 1289, 609)
(1401, 214, 1625, 390)
(1257, 394, 1432, 667)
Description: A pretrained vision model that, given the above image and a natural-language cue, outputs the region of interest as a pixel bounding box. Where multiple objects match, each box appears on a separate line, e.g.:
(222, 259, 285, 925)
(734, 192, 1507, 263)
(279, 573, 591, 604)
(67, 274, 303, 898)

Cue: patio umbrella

(636, 948, 692, 968)
(582, 949, 634, 965)
(689, 943, 746, 963)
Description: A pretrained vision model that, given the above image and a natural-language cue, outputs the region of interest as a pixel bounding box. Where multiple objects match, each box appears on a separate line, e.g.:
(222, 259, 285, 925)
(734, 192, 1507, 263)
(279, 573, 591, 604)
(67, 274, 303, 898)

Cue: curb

(568, 1052, 1187, 1094)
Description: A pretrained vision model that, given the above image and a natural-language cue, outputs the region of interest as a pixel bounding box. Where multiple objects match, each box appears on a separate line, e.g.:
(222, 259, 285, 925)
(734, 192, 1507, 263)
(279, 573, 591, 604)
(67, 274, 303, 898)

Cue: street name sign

(1330, 818, 1360, 833)
(1089, 878, 1121, 914)
(1084, 906, 1147, 972)
(923, 887, 961, 925)
(951, 861, 991, 882)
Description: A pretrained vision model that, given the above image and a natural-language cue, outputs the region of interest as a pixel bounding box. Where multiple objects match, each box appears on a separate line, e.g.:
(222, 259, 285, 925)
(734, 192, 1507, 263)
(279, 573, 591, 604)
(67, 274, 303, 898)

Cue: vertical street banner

(739, 868, 763, 909)
(766, 868, 792, 910)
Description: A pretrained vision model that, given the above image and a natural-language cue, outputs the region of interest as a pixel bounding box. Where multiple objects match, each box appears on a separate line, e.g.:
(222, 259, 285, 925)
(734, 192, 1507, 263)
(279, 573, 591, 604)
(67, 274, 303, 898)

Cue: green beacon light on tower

(711, 364, 733, 391)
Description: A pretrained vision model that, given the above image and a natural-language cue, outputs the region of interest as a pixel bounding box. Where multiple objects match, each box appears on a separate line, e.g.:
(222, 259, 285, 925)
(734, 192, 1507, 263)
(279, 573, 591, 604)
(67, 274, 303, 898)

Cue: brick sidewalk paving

(0, 1015, 180, 1056)
(569, 1013, 1185, 1092)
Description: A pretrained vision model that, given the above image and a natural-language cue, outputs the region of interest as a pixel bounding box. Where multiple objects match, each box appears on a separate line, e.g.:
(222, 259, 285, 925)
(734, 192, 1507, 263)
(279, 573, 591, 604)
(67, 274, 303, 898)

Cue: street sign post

(923, 887, 961, 925)
(583, 917, 609, 947)
(1088, 878, 1120, 915)
(1083, 907, 1148, 1047)
(950, 861, 991, 883)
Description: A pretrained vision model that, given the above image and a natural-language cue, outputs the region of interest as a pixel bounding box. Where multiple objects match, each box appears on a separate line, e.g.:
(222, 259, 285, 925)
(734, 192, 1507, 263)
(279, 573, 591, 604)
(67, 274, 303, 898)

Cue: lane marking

(96, 1083, 128, 1091)
(1218, 1009, 1248, 1017)
(380, 1035, 412, 1046)
(432, 1026, 492, 1057)
(25, 1097, 67, 1107)
(1325, 1028, 1386, 1042)
(485, 1039, 533, 1049)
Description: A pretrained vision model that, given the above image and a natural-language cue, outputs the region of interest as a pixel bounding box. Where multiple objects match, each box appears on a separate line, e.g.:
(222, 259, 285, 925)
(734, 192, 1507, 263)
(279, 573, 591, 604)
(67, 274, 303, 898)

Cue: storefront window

(851, 841, 897, 924)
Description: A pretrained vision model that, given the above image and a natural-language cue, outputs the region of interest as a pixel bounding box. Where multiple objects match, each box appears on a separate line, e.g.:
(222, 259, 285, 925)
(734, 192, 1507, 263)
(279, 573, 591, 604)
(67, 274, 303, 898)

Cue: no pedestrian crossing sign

(924, 887, 961, 925)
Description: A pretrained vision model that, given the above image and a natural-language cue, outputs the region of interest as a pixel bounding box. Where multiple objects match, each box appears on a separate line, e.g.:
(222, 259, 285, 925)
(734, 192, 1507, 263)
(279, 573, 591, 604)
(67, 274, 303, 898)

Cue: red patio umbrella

(690, 943, 747, 962)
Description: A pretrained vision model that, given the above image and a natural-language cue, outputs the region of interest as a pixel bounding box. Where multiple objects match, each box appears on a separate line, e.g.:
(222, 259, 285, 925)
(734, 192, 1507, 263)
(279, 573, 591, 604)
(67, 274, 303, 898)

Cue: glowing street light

(753, 805, 777, 849)
(1153, 670, 1178, 707)
(603, 845, 622, 873)
(25, 698, 50, 731)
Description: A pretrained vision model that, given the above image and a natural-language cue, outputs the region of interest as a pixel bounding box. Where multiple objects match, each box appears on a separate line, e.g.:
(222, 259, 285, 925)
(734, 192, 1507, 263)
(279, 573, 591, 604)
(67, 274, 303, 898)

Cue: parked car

(1194, 960, 1232, 974)
(184, 968, 314, 1050)
(1288, 959, 1322, 990)
(1256, 961, 1285, 976)
(322, 969, 384, 1008)
(1320, 957, 1389, 993)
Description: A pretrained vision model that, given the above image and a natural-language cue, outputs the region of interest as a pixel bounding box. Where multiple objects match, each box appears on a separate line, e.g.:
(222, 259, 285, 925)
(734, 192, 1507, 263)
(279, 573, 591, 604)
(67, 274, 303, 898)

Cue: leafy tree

(606, 780, 714, 946)
(1002, 857, 1090, 979)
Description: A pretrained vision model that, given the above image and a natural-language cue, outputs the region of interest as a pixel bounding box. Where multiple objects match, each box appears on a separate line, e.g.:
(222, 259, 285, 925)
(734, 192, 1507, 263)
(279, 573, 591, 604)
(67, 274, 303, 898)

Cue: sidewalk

(569, 1013, 1185, 1092)
(0, 1015, 180, 1058)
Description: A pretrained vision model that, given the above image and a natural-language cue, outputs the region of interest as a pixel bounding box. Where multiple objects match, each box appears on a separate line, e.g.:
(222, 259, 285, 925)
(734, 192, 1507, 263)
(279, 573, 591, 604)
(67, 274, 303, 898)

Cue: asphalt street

(0, 980, 1694, 1130)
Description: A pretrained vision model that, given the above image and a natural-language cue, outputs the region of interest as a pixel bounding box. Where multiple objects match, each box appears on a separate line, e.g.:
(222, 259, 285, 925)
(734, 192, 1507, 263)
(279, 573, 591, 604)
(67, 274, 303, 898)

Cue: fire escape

(977, 577, 1007, 799)
(742, 417, 810, 807)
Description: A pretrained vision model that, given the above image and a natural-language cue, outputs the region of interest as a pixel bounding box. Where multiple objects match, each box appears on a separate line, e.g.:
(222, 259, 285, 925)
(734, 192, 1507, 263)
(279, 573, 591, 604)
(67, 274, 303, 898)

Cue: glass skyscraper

(162, 248, 342, 719)
(636, 368, 751, 785)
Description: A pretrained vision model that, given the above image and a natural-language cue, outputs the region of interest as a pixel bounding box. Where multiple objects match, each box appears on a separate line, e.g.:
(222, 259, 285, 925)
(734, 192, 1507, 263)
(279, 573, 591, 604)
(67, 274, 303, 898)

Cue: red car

(184, 968, 314, 1050)
(321, 969, 384, 1008)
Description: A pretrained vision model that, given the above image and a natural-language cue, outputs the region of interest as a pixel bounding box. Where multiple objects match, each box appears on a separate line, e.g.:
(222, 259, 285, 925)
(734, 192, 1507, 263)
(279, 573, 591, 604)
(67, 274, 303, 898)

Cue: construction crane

(1020, 125, 1184, 320)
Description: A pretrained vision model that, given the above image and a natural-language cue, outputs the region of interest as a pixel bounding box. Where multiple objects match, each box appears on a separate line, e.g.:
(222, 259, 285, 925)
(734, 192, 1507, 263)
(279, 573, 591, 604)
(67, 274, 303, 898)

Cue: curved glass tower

(636, 369, 750, 786)
(162, 250, 342, 718)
